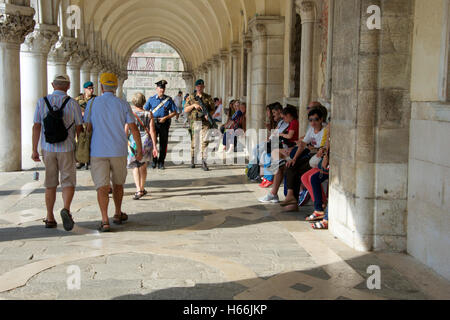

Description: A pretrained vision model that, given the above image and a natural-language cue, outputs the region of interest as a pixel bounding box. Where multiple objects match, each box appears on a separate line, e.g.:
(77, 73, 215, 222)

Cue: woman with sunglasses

(280, 108, 328, 209)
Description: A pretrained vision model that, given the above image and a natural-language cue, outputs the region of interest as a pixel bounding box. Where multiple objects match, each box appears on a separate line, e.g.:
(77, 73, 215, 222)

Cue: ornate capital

(68, 45, 88, 68)
(22, 24, 59, 54)
(296, 0, 316, 23)
(0, 4, 36, 44)
(49, 37, 79, 64)
(181, 72, 193, 81)
(212, 55, 220, 66)
(220, 49, 229, 62)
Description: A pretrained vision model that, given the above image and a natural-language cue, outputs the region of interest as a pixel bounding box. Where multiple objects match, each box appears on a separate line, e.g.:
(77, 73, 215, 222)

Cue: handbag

(309, 154, 322, 168)
(75, 97, 95, 163)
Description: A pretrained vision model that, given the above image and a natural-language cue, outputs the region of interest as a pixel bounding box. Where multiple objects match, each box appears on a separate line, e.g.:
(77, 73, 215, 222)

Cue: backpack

(247, 163, 260, 181)
(43, 96, 74, 144)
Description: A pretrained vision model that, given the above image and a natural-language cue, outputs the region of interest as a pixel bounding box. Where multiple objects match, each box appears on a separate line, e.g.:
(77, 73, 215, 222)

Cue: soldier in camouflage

(74, 81, 97, 169)
(184, 79, 215, 171)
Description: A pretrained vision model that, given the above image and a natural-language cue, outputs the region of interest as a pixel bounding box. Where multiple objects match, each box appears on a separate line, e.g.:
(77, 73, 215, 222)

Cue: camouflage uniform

(185, 93, 215, 161)
(74, 94, 96, 114)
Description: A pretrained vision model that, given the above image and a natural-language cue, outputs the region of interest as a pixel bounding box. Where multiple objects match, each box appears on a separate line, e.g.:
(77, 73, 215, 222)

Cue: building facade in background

(123, 42, 187, 101)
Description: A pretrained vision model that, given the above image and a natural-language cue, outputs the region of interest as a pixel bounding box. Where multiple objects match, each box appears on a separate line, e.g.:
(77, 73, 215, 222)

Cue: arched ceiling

(77, 0, 269, 70)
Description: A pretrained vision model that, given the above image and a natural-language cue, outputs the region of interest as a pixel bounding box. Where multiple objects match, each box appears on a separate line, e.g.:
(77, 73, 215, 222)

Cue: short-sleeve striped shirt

(33, 90, 83, 153)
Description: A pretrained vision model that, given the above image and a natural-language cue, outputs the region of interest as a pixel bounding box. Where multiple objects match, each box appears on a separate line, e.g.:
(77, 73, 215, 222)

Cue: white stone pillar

(182, 72, 194, 95)
(231, 48, 240, 100)
(0, 4, 36, 172)
(67, 51, 84, 98)
(245, 39, 253, 130)
(207, 62, 213, 94)
(297, 0, 316, 135)
(90, 65, 100, 96)
(249, 24, 267, 130)
(47, 37, 78, 94)
(219, 51, 228, 103)
(20, 24, 59, 169)
(80, 60, 92, 90)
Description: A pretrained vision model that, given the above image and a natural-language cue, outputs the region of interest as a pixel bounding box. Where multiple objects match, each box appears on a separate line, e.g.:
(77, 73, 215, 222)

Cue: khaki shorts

(90, 157, 128, 190)
(42, 151, 77, 189)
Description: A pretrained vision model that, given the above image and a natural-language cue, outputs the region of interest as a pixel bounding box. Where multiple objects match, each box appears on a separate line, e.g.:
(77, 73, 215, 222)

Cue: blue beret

(83, 81, 94, 89)
(195, 79, 205, 86)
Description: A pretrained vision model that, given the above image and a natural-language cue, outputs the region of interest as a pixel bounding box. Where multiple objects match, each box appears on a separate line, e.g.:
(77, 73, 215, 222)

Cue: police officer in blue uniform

(144, 80, 178, 169)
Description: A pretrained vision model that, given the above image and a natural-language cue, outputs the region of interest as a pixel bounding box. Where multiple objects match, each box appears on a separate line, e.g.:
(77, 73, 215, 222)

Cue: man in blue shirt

(84, 73, 143, 232)
(144, 80, 177, 170)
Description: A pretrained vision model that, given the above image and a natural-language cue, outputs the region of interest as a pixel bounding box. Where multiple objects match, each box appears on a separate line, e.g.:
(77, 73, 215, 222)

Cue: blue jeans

(310, 171, 329, 212)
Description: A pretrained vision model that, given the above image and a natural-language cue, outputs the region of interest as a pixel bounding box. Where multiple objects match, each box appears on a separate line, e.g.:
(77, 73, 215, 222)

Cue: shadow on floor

(110, 254, 431, 300)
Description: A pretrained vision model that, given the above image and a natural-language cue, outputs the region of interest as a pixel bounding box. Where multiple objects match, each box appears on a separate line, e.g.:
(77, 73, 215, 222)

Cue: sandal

(98, 222, 111, 232)
(312, 221, 328, 230)
(43, 219, 57, 229)
(142, 190, 148, 196)
(133, 191, 144, 200)
(280, 199, 298, 207)
(306, 211, 325, 222)
(113, 212, 128, 225)
(60, 209, 75, 231)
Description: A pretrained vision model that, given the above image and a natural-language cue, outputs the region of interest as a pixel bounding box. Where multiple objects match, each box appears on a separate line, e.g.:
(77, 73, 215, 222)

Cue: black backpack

(247, 163, 260, 182)
(43, 96, 74, 144)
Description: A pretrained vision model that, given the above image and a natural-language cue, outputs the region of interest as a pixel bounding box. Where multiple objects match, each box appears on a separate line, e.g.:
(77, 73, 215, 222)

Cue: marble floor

(0, 124, 449, 300)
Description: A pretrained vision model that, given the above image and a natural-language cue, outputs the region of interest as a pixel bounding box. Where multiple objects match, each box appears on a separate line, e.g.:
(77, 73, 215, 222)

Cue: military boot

(202, 160, 210, 171)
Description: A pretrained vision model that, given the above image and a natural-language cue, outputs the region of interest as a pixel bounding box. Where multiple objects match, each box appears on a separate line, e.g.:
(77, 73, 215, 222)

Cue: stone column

(245, 39, 253, 131)
(249, 24, 267, 130)
(220, 51, 228, 103)
(206, 61, 213, 93)
(213, 56, 220, 98)
(231, 47, 240, 100)
(0, 3, 36, 172)
(80, 59, 92, 91)
(182, 72, 193, 94)
(47, 37, 78, 94)
(296, 0, 316, 135)
(67, 51, 85, 98)
(20, 24, 59, 169)
(90, 55, 101, 96)
(248, 17, 285, 130)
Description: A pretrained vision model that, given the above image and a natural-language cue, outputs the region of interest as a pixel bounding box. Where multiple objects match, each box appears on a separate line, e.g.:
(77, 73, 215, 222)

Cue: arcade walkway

(0, 124, 449, 300)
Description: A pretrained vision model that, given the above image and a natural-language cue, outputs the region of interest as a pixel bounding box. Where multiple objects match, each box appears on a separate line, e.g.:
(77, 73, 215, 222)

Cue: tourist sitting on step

(304, 144, 330, 229)
(222, 101, 246, 153)
(259, 108, 327, 205)
(248, 103, 286, 184)
(280, 108, 328, 211)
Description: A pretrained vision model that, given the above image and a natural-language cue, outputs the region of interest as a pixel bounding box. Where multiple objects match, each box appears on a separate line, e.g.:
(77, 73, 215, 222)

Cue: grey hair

(53, 80, 70, 88)
(102, 84, 118, 92)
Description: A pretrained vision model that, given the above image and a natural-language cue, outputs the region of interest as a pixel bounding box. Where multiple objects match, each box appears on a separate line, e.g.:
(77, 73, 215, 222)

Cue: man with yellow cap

(84, 72, 143, 232)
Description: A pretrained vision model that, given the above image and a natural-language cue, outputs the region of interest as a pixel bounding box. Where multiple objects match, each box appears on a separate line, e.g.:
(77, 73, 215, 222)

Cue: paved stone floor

(0, 123, 449, 300)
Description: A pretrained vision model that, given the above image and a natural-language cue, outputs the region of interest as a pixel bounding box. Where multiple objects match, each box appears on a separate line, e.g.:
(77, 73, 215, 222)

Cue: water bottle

(33, 161, 39, 181)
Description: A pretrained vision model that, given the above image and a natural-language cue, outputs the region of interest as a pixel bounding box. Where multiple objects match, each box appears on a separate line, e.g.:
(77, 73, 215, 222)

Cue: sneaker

(298, 189, 310, 207)
(264, 180, 274, 188)
(258, 193, 280, 203)
(258, 178, 268, 188)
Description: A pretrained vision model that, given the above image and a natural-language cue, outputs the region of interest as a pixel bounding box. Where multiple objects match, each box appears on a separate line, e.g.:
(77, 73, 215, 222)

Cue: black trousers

(153, 120, 170, 165)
